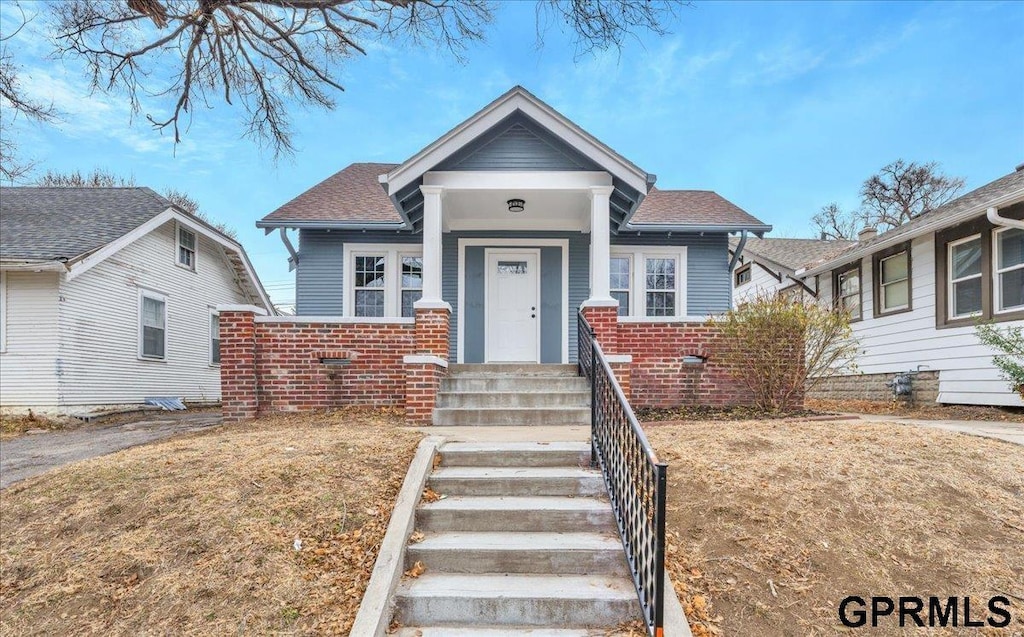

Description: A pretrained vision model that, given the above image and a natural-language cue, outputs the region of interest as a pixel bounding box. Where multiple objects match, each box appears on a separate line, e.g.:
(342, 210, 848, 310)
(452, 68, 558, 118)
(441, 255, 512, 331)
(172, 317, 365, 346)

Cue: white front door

(486, 249, 540, 362)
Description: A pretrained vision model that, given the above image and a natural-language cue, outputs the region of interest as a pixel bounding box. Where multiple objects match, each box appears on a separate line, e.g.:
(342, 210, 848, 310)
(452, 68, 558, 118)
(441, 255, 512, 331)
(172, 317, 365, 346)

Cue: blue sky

(5, 1, 1023, 308)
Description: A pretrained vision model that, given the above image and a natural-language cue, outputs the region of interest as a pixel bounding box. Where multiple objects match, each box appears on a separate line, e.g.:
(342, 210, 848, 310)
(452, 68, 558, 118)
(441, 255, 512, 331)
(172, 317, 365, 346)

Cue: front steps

(392, 441, 639, 633)
(433, 364, 590, 426)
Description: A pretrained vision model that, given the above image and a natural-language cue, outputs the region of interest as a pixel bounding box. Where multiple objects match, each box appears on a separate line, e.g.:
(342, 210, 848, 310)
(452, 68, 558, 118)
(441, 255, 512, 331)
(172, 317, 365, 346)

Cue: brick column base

(609, 359, 632, 401)
(217, 305, 265, 423)
(405, 357, 447, 424)
(581, 303, 619, 354)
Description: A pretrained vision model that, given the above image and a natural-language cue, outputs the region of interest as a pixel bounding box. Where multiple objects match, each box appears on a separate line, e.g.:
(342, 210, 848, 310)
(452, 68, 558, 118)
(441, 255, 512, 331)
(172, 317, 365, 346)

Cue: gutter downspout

(728, 230, 748, 272)
(279, 228, 299, 272)
(987, 206, 1024, 230)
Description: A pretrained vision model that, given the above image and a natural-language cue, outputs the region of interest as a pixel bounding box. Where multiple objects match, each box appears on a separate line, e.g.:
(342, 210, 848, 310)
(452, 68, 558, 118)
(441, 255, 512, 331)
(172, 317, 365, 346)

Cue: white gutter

(987, 206, 1024, 230)
(798, 187, 1024, 277)
(0, 261, 68, 272)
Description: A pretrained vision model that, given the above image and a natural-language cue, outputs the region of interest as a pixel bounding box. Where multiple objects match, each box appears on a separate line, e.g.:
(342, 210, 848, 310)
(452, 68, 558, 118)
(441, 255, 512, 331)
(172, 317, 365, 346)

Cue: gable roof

(0, 186, 273, 311)
(0, 187, 172, 262)
(729, 236, 856, 272)
(800, 168, 1024, 277)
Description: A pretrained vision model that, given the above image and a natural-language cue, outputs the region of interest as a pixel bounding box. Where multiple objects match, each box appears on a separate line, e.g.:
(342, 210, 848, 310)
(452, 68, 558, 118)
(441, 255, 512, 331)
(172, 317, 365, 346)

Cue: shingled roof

(0, 187, 173, 262)
(729, 237, 857, 271)
(260, 163, 769, 231)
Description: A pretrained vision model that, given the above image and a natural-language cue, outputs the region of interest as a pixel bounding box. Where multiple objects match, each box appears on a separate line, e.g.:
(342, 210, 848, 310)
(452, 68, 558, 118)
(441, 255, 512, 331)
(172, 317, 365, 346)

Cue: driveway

(0, 410, 221, 489)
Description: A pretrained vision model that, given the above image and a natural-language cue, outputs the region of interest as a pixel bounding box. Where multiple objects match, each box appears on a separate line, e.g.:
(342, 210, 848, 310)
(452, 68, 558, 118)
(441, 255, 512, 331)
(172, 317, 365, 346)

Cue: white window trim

(609, 254, 632, 316)
(399, 252, 424, 318)
(210, 309, 220, 366)
(0, 271, 7, 353)
(176, 222, 197, 272)
(610, 247, 687, 318)
(138, 288, 168, 361)
(993, 227, 1024, 314)
(948, 234, 983, 320)
(343, 243, 423, 318)
(836, 266, 862, 319)
(878, 251, 910, 314)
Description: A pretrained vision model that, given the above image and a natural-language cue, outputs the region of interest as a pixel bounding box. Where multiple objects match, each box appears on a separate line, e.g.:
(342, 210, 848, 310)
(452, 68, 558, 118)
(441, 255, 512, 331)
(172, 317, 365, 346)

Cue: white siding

(0, 271, 60, 406)
(732, 260, 792, 306)
(56, 221, 247, 405)
(820, 234, 1023, 407)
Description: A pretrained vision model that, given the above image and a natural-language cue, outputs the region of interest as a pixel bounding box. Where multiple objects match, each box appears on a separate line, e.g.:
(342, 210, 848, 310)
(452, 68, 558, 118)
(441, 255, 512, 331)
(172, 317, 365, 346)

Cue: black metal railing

(578, 313, 668, 637)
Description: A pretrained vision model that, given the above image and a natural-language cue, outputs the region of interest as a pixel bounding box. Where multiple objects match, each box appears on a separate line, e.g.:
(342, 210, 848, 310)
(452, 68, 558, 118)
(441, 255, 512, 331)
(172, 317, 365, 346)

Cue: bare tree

(9, 0, 678, 161)
(35, 168, 235, 236)
(811, 202, 862, 241)
(860, 159, 965, 231)
(0, 4, 57, 182)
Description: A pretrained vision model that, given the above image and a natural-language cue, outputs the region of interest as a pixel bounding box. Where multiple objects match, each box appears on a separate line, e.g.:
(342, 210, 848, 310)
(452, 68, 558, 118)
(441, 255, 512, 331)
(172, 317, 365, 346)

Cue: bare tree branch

(535, 0, 683, 59)
(860, 159, 965, 231)
(812, 202, 862, 241)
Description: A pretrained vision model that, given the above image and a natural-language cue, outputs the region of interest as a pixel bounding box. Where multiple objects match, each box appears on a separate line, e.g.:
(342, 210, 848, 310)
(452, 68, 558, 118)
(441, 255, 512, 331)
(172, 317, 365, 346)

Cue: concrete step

(406, 531, 627, 575)
(393, 628, 601, 636)
(448, 364, 579, 377)
(440, 442, 592, 468)
(417, 496, 614, 533)
(433, 407, 590, 427)
(441, 375, 589, 393)
(394, 573, 638, 627)
(435, 390, 590, 409)
(429, 466, 605, 497)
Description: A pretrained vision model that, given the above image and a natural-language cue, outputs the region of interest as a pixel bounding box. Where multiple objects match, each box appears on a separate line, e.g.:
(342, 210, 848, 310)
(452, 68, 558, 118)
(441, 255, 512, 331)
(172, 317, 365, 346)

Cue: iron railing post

(654, 463, 668, 635)
(590, 335, 597, 468)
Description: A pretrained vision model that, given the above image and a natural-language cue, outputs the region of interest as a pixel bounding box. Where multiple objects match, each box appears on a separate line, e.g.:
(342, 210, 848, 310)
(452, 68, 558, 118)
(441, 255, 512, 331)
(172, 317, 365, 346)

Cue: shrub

(975, 322, 1024, 398)
(713, 295, 860, 413)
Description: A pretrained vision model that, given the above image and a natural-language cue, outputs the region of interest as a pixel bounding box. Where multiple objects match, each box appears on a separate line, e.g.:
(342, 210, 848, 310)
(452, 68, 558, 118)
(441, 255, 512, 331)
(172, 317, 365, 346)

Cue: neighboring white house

(0, 187, 273, 409)
(730, 236, 855, 306)
(795, 166, 1024, 407)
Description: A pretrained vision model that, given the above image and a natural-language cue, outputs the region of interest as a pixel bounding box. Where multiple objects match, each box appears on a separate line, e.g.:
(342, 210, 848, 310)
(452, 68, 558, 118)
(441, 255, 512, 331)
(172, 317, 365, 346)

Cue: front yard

(648, 418, 1024, 636)
(0, 408, 421, 636)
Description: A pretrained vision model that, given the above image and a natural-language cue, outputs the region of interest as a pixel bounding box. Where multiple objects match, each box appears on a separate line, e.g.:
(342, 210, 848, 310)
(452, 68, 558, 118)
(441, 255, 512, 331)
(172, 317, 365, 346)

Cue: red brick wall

(253, 320, 416, 414)
(405, 362, 446, 423)
(220, 311, 259, 422)
(616, 322, 755, 409)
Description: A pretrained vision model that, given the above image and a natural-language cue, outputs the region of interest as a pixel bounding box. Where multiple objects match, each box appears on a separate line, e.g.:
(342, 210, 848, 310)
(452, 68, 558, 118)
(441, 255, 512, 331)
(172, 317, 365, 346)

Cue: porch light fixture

(507, 198, 525, 213)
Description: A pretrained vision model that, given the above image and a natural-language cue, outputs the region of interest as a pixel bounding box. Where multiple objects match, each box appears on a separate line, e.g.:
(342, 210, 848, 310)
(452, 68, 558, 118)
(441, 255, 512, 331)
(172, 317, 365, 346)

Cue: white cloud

(735, 42, 827, 86)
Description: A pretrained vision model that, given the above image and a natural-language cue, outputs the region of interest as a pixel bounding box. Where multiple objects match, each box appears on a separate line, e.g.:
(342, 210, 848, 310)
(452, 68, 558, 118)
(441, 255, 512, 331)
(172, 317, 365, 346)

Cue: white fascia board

(384, 89, 649, 195)
(798, 187, 1024, 278)
(423, 171, 612, 190)
(0, 260, 68, 272)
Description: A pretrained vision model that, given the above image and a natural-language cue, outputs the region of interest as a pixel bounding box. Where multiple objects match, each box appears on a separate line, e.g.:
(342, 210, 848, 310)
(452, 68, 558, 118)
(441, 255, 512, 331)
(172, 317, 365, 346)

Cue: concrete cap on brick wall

(216, 304, 269, 315)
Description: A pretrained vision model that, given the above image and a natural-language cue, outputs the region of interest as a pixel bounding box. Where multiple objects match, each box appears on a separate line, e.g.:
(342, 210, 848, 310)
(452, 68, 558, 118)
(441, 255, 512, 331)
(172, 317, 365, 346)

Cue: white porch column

(416, 185, 448, 308)
(587, 185, 616, 303)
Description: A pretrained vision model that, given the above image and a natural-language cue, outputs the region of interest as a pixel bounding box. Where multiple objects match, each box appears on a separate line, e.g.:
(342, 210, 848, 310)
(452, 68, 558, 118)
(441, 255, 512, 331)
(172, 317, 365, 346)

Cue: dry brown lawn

(647, 418, 1024, 637)
(1, 407, 421, 636)
(0, 412, 70, 440)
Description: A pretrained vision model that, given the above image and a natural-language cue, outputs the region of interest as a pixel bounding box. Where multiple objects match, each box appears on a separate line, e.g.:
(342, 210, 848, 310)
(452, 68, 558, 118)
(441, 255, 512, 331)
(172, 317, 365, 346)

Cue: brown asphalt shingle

(261, 162, 401, 224)
(629, 188, 767, 228)
(728, 237, 857, 271)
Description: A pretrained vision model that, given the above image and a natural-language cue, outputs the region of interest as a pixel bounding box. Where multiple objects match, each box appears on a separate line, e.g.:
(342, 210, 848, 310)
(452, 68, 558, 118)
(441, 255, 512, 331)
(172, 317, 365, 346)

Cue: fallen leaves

(403, 561, 425, 579)
(421, 488, 442, 503)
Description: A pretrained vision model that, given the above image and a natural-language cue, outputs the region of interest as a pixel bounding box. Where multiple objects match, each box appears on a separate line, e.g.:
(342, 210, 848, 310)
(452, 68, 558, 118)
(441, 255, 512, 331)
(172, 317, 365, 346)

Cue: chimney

(858, 227, 877, 242)
(1015, 161, 1024, 172)
(820, 231, 827, 240)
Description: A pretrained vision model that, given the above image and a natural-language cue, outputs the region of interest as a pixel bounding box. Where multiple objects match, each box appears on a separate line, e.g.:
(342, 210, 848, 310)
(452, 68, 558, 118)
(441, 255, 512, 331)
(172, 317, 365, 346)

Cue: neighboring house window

(735, 263, 752, 287)
(610, 248, 686, 318)
(139, 290, 167, 359)
(344, 244, 424, 318)
(177, 224, 197, 270)
(210, 311, 220, 364)
(609, 256, 630, 317)
(994, 227, 1024, 313)
(401, 255, 423, 318)
(353, 254, 387, 317)
(872, 244, 911, 316)
(948, 235, 983, 319)
(833, 263, 861, 320)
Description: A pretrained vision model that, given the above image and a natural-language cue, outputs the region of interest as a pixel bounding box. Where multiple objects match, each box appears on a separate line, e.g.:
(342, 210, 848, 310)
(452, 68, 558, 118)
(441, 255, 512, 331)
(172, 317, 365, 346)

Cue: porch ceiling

(441, 189, 590, 232)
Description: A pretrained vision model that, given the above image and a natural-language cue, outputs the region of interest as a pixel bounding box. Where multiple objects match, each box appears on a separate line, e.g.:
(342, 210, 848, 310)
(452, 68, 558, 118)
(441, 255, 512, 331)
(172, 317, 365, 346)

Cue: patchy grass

(807, 398, 1024, 423)
(0, 412, 71, 440)
(637, 405, 827, 422)
(0, 407, 421, 636)
(646, 418, 1024, 636)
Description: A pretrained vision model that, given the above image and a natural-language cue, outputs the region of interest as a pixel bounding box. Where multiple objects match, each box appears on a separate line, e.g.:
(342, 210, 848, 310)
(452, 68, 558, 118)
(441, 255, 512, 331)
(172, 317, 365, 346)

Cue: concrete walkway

(0, 411, 221, 488)
(854, 414, 1024, 446)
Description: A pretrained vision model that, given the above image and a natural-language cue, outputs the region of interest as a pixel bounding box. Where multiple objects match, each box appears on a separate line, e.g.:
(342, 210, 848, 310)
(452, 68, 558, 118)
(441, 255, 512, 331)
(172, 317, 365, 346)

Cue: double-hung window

(210, 311, 221, 364)
(177, 224, 197, 270)
(609, 248, 686, 318)
(948, 235, 983, 319)
(875, 248, 910, 315)
(401, 255, 423, 318)
(735, 263, 752, 287)
(609, 256, 631, 317)
(139, 290, 167, 360)
(994, 227, 1024, 313)
(834, 264, 861, 320)
(346, 245, 424, 318)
